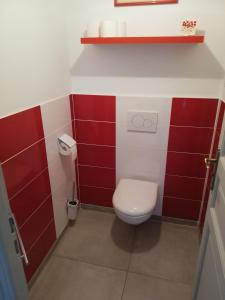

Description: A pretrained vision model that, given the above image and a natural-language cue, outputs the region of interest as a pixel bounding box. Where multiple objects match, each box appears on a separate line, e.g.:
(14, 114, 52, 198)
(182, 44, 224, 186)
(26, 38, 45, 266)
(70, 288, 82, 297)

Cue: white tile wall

(41, 96, 71, 137)
(41, 95, 77, 238)
(116, 96, 172, 215)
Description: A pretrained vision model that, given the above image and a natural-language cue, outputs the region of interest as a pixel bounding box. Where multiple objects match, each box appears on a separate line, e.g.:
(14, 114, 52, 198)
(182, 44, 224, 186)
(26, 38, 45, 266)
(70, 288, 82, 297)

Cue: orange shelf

(81, 35, 204, 45)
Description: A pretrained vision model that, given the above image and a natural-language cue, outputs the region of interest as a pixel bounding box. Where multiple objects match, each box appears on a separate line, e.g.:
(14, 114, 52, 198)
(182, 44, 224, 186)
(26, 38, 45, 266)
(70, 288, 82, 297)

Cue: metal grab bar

(12, 214, 29, 265)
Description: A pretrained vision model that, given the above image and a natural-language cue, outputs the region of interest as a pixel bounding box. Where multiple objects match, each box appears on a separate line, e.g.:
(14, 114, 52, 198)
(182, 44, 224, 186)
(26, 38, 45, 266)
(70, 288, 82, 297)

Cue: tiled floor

(30, 209, 199, 300)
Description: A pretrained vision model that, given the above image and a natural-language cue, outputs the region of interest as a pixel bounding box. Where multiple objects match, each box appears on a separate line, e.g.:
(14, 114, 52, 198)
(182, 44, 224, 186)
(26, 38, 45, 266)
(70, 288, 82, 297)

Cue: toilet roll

(100, 21, 118, 37)
(71, 146, 77, 162)
(87, 22, 100, 37)
(58, 144, 77, 161)
(58, 134, 77, 161)
(117, 21, 127, 37)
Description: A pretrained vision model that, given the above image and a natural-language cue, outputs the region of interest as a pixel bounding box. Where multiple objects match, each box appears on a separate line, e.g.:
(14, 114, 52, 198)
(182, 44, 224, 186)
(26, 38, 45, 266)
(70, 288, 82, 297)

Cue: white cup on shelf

(100, 20, 118, 37)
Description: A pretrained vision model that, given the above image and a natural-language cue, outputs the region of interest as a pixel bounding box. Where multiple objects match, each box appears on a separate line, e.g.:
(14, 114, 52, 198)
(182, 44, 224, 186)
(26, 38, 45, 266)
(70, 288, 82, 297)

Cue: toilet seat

(113, 179, 158, 217)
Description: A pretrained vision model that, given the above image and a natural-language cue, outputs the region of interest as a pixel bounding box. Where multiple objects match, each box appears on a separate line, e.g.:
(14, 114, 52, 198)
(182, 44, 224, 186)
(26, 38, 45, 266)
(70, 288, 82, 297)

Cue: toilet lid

(113, 179, 158, 217)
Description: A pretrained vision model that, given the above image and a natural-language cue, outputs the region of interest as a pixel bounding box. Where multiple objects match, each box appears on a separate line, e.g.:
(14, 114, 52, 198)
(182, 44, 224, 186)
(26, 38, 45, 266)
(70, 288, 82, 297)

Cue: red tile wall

(70, 94, 116, 207)
(199, 100, 225, 227)
(163, 98, 219, 220)
(0, 107, 56, 282)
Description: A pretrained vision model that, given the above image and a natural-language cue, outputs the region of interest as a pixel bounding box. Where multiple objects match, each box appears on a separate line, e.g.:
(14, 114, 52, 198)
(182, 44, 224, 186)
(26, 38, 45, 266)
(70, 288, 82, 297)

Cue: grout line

(72, 105, 81, 202)
(9, 167, 49, 201)
(75, 119, 115, 124)
(53, 253, 126, 273)
(26, 219, 54, 254)
(127, 270, 192, 287)
(170, 125, 214, 129)
(51, 210, 196, 290)
(77, 142, 115, 148)
(120, 268, 129, 300)
(53, 253, 192, 289)
(163, 195, 202, 202)
(19, 194, 52, 230)
(43, 121, 73, 140)
(79, 184, 115, 190)
(165, 173, 205, 180)
(167, 151, 208, 156)
(121, 226, 137, 300)
(78, 164, 115, 170)
(1, 137, 46, 165)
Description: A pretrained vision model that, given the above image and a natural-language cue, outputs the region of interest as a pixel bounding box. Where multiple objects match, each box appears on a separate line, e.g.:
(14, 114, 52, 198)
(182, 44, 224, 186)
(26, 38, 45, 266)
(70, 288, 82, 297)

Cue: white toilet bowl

(112, 179, 158, 225)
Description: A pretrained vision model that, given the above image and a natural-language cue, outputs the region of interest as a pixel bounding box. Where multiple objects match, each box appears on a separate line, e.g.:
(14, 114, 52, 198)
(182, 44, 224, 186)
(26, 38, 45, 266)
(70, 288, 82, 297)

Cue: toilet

(112, 179, 158, 225)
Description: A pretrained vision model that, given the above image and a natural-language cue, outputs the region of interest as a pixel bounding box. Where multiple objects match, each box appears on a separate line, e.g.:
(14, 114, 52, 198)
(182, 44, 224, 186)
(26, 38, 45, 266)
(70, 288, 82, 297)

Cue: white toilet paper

(71, 146, 77, 162)
(58, 134, 77, 161)
(58, 144, 77, 161)
(117, 21, 127, 37)
(87, 22, 100, 37)
(100, 21, 118, 37)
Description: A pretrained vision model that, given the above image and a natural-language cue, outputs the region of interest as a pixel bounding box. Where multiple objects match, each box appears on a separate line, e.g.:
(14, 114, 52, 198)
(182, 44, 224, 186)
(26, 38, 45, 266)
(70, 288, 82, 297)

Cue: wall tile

(116, 96, 172, 151)
(171, 98, 218, 127)
(75, 120, 115, 146)
(79, 165, 115, 189)
(168, 126, 213, 154)
(41, 96, 76, 239)
(72, 94, 116, 208)
(77, 144, 115, 168)
(24, 221, 56, 282)
(44, 123, 73, 165)
(166, 152, 206, 178)
(216, 101, 225, 133)
(0, 107, 44, 163)
(20, 196, 54, 252)
(164, 175, 204, 201)
(51, 180, 74, 238)
(2, 140, 48, 198)
(41, 96, 71, 137)
(10, 169, 51, 227)
(163, 197, 201, 220)
(163, 97, 220, 220)
(69, 95, 75, 121)
(73, 94, 115, 122)
(116, 96, 172, 216)
(80, 186, 114, 207)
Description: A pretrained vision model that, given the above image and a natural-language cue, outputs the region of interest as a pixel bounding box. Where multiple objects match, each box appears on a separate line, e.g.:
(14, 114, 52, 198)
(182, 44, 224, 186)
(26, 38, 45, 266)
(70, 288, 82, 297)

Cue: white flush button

(127, 111, 158, 133)
(132, 114, 144, 128)
(144, 119, 153, 128)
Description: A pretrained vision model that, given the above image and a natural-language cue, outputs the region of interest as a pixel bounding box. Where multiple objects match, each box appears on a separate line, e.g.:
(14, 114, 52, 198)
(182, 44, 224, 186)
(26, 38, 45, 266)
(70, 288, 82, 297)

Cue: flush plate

(127, 111, 158, 133)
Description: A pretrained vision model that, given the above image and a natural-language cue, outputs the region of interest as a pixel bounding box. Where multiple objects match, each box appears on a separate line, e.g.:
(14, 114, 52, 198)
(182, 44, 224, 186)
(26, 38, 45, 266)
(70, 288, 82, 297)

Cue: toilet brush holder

(67, 200, 78, 221)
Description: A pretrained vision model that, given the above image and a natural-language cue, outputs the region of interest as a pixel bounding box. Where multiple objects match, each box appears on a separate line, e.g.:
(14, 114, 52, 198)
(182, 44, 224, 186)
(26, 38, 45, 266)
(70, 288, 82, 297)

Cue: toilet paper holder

(57, 134, 77, 157)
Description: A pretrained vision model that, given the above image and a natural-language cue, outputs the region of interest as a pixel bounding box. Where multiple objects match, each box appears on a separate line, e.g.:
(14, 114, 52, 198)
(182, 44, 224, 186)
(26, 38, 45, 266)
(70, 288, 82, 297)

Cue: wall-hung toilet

(112, 179, 158, 225)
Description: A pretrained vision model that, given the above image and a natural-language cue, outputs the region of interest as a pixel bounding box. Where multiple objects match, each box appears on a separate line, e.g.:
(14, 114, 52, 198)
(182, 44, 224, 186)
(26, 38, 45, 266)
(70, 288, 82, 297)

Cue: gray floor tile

(30, 256, 126, 300)
(122, 272, 192, 300)
(54, 209, 135, 270)
(129, 220, 199, 285)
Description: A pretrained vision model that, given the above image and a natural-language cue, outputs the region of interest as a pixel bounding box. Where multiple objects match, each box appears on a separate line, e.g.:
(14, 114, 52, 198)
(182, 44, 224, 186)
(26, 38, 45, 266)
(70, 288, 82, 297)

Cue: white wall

(1, 0, 224, 118)
(68, 0, 225, 98)
(0, 0, 70, 117)
(41, 95, 76, 238)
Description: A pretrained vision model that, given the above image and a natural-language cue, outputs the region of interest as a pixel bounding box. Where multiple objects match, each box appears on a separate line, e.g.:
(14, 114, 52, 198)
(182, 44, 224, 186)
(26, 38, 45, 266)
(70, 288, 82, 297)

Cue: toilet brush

(67, 181, 78, 221)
